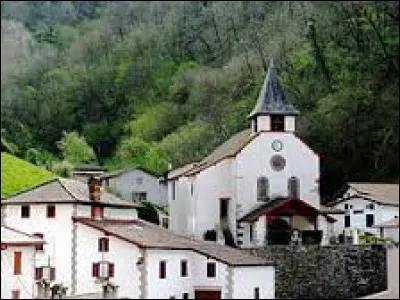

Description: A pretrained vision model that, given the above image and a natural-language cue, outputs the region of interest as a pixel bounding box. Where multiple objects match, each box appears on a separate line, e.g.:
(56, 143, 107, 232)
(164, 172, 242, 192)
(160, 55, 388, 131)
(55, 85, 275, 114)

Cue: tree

(56, 131, 96, 164)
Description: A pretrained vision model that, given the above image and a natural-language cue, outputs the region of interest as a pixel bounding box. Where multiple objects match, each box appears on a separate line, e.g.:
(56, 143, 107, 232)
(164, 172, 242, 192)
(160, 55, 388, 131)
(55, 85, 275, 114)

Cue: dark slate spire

(248, 59, 299, 118)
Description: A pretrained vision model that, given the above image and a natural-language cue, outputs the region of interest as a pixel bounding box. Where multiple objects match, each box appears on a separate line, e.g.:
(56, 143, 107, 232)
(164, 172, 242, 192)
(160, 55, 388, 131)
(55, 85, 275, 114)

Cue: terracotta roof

(373, 218, 399, 228)
(1, 178, 138, 208)
(74, 217, 272, 267)
(248, 59, 299, 118)
(184, 129, 256, 176)
(1, 225, 44, 245)
(239, 197, 337, 223)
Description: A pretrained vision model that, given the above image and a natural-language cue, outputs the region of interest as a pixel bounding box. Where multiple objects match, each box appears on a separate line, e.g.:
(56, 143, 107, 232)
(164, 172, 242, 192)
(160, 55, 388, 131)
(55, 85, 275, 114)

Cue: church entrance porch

(238, 197, 336, 245)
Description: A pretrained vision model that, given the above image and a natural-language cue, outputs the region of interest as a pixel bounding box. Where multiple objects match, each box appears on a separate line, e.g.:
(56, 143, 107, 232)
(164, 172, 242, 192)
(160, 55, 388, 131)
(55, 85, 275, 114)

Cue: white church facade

(168, 60, 334, 247)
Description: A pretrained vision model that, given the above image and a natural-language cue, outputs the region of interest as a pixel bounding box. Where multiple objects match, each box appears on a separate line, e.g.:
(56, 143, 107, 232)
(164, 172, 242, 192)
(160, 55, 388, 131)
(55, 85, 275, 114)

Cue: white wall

(108, 169, 167, 207)
(193, 159, 234, 237)
(332, 196, 399, 236)
(1, 246, 36, 299)
(75, 223, 141, 298)
(3, 204, 74, 292)
(285, 116, 296, 132)
(235, 133, 320, 214)
(169, 176, 192, 235)
(232, 266, 275, 299)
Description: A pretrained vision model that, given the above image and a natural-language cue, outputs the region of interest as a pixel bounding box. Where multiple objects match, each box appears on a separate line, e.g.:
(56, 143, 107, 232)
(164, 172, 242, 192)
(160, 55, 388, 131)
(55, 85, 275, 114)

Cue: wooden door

(194, 290, 221, 300)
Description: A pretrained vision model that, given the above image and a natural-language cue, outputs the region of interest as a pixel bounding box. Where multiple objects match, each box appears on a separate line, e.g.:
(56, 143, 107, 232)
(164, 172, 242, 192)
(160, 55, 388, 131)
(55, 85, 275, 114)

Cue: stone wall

(245, 244, 387, 299)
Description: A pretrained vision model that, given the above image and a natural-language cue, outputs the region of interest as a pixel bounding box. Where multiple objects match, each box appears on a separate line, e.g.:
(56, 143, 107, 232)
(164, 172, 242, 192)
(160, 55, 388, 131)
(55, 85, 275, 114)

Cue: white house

(327, 183, 399, 238)
(101, 167, 168, 208)
(1, 177, 138, 297)
(1, 225, 44, 299)
(168, 60, 333, 247)
(2, 176, 275, 299)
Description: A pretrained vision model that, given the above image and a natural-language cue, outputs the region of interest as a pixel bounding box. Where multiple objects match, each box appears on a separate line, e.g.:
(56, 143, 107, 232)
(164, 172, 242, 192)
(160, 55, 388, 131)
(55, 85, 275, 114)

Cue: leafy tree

(56, 131, 97, 164)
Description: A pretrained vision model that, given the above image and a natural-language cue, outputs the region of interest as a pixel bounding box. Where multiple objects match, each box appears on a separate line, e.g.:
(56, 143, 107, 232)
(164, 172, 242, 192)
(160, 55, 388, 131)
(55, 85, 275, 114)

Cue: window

(50, 268, 56, 281)
(190, 182, 194, 196)
(366, 214, 374, 227)
(35, 267, 43, 280)
(253, 119, 258, 132)
(249, 224, 254, 242)
(92, 262, 113, 278)
(345, 215, 350, 228)
(98, 237, 109, 252)
(288, 177, 300, 198)
(21, 205, 30, 218)
(207, 262, 216, 278)
(271, 115, 285, 131)
(182, 293, 189, 299)
(132, 192, 147, 202)
(159, 261, 166, 279)
(92, 263, 99, 277)
(11, 290, 20, 299)
(354, 210, 364, 214)
(14, 252, 22, 275)
(47, 205, 56, 218)
(254, 287, 260, 299)
(172, 181, 176, 200)
(33, 233, 44, 251)
(220, 198, 229, 219)
(257, 177, 269, 201)
(91, 206, 104, 219)
(181, 260, 188, 277)
(162, 217, 169, 229)
(367, 203, 374, 210)
(344, 204, 349, 210)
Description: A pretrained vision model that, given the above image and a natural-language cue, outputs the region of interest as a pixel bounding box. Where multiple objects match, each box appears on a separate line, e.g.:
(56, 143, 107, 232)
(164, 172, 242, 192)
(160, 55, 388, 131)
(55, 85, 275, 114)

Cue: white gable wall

(1, 246, 36, 299)
(3, 204, 74, 291)
(232, 266, 275, 299)
(235, 132, 320, 215)
(332, 196, 399, 236)
(169, 176, 192, 234)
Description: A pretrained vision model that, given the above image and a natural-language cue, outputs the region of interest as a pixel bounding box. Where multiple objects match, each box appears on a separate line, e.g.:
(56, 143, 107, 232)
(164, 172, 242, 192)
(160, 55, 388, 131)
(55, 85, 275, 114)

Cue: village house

(1, 177, 275, 299)
(1, 225, 45, 299)
(326, 183, 399, 239)
(167, 60, 335, 247)
(101, 167, 168, 208)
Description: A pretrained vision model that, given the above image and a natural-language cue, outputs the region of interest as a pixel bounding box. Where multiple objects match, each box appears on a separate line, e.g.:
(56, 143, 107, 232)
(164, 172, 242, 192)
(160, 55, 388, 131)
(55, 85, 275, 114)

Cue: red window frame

(98, 237, 109, 252)
(47, 205, 56, 218)
(11, 290, 20, 299)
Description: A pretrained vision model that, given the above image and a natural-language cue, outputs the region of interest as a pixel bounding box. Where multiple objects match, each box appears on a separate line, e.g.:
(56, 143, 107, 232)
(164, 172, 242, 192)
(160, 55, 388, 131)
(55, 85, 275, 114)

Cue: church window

(345, 215, 350, 227)
(366, 214, 374, 227)
(257, 177, 269, 201)
(271, 115, 285, 131)
(288, 177, 300, 198)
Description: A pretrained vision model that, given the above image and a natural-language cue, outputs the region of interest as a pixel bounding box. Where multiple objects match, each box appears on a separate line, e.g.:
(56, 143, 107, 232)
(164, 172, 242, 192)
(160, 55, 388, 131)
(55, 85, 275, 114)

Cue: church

(168, 60, 335, 247)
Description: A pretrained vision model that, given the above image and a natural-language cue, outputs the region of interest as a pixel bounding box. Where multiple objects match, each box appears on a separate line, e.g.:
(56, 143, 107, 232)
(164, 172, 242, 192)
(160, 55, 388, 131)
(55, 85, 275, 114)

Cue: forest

(1, 1, 399, 201)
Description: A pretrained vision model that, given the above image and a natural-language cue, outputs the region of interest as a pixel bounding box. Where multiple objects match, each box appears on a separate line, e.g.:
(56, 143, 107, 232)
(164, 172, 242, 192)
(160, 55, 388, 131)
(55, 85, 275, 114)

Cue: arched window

(257, 177, 269, 201)
(288, 177, 300, 198)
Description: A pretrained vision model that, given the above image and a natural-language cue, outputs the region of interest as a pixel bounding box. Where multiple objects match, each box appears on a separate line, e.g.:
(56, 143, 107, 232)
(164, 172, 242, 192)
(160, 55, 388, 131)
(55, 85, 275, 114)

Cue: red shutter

(14, 252, 22, 275)
(99, 238, 109, 252)
(11, 290, 20, 299)
(92, 263, 99, 277)
(98, 238, 102, 252)
(35, 267, 43, 280)
(105, 238, 109, 252)
(108, 263, 114, 278)
(50, 268, 56, 281)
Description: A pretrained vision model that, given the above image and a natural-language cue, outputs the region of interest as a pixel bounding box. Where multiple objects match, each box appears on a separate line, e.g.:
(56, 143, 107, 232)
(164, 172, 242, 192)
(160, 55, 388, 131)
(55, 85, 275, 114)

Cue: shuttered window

(98, 237, 109, 252)
(50, 268, 56, 281)
(14, 252, 22, 275)
(92, 263, 99, 277)
(108, 263, 114, 278)
(35, 267, 43, 280)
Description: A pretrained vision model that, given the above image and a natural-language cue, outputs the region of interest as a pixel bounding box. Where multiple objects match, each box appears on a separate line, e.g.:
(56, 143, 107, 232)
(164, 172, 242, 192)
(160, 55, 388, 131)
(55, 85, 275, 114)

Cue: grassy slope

(1, 152, 56, 198)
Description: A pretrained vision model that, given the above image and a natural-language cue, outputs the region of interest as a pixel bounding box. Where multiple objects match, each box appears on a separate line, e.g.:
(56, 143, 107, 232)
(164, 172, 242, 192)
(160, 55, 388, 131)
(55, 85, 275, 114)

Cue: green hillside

(1, 152, 56, 198)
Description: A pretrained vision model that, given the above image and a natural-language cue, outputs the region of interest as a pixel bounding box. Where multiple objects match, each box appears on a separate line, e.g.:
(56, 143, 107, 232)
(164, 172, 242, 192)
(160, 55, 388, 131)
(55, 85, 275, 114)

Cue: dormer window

(271, 115, 285, 131)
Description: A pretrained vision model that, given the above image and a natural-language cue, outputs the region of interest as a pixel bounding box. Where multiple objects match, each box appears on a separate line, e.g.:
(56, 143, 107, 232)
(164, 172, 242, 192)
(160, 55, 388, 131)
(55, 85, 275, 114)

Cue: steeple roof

(248, 59, 299, 118)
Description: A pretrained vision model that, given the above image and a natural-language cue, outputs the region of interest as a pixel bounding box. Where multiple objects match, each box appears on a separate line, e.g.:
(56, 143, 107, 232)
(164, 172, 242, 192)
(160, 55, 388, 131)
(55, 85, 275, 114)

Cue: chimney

(88, 176, 102, 201)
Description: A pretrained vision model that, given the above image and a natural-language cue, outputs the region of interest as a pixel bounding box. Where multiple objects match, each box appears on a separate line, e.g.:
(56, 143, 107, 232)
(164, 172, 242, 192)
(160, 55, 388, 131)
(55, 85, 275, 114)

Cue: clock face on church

(271, 139, 283, 152)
